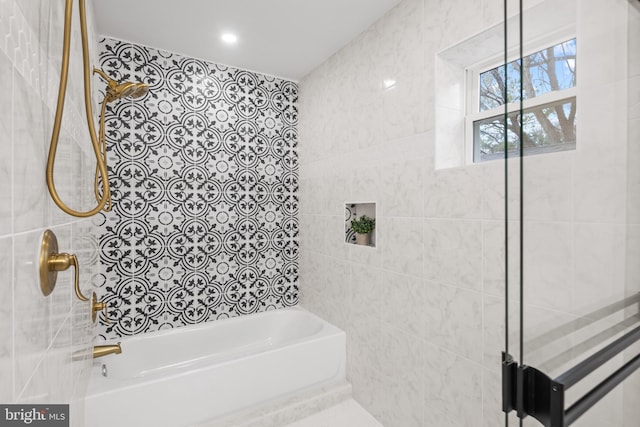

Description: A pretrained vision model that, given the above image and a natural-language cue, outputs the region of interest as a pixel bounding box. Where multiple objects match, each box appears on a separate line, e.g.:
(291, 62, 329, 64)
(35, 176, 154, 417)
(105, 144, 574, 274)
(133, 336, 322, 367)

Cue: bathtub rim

(93, 305, 335, 346)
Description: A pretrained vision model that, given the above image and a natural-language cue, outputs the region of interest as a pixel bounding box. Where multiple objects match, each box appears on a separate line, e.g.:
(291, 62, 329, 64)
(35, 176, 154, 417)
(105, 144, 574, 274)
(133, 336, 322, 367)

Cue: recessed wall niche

(345, 203, 376, 247)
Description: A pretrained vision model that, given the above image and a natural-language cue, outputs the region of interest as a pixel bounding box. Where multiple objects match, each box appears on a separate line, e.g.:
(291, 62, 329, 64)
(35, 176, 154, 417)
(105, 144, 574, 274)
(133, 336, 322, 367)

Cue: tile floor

(282, 399, 382, 427)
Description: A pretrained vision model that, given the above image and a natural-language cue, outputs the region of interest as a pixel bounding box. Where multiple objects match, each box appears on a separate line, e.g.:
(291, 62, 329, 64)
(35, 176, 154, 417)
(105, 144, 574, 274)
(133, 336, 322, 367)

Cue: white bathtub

(84, 307, 346, 427)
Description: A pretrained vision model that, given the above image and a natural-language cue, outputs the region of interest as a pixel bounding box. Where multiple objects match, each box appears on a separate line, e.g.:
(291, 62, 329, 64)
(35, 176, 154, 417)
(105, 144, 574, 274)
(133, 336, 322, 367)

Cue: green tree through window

(474, 38, 576, 161)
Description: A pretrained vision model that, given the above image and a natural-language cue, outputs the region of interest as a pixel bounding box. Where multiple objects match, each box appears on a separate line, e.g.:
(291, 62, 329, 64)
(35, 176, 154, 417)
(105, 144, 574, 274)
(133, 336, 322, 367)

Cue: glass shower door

(502, 0, 640, 426)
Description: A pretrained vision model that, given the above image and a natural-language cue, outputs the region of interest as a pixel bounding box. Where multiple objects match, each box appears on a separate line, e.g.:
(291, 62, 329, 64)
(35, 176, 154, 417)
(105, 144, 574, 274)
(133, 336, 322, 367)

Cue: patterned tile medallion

(98, 38, 299, 339)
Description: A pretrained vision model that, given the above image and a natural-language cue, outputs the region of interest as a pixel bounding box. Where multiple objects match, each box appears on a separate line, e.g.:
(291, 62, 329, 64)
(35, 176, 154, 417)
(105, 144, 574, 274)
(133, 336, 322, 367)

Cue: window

(467, 38, 577, 162)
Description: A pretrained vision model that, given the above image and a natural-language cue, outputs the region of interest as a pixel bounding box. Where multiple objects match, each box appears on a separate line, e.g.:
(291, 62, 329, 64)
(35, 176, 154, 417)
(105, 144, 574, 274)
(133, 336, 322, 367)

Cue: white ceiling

(92, 0, 402, 82)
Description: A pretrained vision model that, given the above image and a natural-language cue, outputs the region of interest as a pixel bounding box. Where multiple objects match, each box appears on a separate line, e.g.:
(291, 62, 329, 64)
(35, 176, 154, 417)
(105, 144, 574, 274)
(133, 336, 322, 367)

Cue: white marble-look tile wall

(0, 0, 99, 423)
(299, 0, 640, 426)
(623, 2, 640, 425)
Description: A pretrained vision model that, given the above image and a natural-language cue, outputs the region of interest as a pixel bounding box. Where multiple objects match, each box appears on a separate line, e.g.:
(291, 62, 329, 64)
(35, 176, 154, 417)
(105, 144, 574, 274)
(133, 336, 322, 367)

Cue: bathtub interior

(85, 306, 346, 427)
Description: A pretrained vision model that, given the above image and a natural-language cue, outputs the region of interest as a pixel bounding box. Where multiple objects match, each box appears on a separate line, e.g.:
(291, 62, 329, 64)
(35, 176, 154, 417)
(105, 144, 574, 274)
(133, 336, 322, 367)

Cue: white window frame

(464, 33, 577, 164)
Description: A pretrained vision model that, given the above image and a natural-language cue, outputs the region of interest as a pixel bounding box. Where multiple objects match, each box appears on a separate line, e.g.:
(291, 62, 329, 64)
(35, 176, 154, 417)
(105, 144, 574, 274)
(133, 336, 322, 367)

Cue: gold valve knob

(91, 292, 109, 323)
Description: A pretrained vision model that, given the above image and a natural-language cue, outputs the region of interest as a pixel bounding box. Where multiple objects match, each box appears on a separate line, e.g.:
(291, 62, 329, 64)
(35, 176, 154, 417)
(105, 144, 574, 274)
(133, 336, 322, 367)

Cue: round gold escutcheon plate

(39, 230, 59, 296)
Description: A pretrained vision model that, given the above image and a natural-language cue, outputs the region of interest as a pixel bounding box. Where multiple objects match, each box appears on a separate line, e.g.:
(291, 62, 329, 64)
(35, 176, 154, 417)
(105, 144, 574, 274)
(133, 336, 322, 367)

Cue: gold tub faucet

(93, 343, 122, 359)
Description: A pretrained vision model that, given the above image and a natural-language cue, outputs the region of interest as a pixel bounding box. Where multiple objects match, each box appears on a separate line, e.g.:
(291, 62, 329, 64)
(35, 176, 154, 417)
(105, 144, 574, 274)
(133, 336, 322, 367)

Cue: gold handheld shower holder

(46, 0, 149, 218)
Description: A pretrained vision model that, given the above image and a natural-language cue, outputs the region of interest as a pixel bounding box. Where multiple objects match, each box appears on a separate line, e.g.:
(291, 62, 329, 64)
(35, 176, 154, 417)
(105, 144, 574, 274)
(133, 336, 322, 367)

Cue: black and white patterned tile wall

(95, 37, 299, 340)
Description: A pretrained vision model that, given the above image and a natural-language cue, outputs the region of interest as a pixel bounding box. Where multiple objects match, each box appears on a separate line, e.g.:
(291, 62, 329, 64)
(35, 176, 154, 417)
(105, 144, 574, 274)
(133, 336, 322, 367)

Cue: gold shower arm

(93, 68, 111, 84)
(46, 0, 112, 218)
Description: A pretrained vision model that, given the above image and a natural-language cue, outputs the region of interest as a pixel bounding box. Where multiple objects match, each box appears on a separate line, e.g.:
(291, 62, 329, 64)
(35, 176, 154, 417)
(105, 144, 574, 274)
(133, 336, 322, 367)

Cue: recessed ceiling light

(221, 33, 238, 44)
(382, 79, 397, 89)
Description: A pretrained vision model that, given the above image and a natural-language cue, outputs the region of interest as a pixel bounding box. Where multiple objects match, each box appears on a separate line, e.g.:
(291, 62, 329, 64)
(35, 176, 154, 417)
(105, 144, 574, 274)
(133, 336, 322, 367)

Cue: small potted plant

(350, 215, 375, 246)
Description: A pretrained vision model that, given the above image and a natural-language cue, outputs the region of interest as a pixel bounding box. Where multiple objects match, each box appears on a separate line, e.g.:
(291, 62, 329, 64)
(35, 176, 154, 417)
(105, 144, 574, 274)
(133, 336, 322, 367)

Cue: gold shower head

(93, 68, 149, 103)
(111, 81, 149, 100)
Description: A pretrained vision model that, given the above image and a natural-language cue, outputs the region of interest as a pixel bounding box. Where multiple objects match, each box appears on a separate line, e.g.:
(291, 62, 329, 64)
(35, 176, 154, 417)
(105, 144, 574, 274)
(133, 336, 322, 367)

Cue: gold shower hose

(46, 0, 112, 217)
